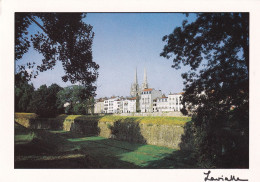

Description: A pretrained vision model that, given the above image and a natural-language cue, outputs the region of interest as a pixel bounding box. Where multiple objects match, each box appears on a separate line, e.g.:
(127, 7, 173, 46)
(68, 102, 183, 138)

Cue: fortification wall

(15, 113, 64, 130)
(96, 121, 184, 149)
(15, 113, 190, 149)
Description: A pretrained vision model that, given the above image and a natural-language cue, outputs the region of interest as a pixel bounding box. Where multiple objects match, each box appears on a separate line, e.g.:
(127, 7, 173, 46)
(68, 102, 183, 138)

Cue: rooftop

(143, 88, 153, 92)
(169, 92, 184, 95)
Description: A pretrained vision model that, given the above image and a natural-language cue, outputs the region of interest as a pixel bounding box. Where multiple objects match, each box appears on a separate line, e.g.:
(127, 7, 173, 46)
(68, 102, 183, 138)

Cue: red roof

(143, 88, 153, 91)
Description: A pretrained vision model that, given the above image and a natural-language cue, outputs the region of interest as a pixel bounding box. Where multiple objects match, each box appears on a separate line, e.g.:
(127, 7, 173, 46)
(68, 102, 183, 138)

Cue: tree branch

(28, 16, 48, 35)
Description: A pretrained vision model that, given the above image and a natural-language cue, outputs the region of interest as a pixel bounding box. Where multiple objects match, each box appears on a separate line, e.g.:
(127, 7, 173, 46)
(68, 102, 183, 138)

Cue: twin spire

(133, 68, 148, 88)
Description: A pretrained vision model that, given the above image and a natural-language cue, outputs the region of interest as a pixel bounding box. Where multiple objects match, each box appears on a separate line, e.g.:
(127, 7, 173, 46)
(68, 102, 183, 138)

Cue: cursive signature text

(204, 170, 248, 181)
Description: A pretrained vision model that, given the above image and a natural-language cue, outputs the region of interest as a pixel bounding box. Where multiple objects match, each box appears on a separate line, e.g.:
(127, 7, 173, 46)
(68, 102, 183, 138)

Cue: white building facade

(167, 93, 183, 111)
(113, 99, 123, 113)
(153, 93, 184, 112)
(95, 97, 136, 114)
(140, 88, 162, 113)
(94, 100, 104, 114)
(123, 98, 136, 113)
(103, 97, 119, 113)
(155, 96, 169, 112)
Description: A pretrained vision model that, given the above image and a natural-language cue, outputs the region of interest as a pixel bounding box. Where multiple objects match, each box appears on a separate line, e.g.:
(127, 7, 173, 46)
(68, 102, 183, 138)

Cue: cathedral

(130, 68, 149, 97)
(94, 67, 184, 114)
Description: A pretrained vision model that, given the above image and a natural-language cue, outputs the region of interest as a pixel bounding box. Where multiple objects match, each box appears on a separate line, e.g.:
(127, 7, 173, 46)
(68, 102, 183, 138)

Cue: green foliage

(72, 102, 87, 115)
(15, 13, 99, 94)
(161, 13, 249, 168)
(29, 84, 63, 117)
(15, 73, 35, 112)
(57, 85, 94, 115)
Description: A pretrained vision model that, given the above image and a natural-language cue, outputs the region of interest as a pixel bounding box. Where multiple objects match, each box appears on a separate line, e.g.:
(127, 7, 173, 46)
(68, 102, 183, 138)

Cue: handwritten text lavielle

(204, 170, 248, 181)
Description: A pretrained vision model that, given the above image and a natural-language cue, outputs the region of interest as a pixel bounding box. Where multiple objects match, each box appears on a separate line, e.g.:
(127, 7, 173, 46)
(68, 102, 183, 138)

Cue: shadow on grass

(15, 123, 141, 168)
(144, 150, 197, 169)
(15, 117, 198, 169)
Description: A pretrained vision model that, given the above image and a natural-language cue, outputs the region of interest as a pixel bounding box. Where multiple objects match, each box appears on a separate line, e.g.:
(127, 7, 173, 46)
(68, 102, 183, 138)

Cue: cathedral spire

(134, 67, 138, 84)
(143, 68, 147, 85)
(142, 68, 148, 90)
(130, 67, 140, 97)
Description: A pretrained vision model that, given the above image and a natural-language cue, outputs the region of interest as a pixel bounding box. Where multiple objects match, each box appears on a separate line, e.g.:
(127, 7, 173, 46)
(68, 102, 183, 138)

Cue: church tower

(130, 68, 140, 97)
(141, 68, 149, 90)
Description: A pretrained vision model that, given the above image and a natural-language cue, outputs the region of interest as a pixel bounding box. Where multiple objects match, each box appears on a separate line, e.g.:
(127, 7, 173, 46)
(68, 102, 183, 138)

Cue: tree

(29, 84, 63, 117)
(15, 73, 35, 112)
(57, 85, 93, 115)
(15, 13, 99, 97)
(161, 13, 249, 168)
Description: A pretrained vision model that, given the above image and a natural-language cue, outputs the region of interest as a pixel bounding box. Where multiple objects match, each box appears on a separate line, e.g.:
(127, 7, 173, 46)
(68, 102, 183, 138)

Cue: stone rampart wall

(15, 114, 188, 149)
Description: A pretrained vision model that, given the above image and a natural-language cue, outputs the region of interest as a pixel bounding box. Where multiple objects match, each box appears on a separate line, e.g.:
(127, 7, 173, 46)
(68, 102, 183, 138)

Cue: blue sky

(17, 13, 197, 98)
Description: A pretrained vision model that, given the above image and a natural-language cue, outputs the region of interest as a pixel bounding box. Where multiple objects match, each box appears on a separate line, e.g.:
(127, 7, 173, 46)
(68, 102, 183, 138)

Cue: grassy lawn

(15, 122, 197, 169)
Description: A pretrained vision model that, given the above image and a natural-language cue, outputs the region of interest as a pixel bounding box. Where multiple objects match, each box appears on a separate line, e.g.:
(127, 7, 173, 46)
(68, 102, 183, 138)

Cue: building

(140, 88, 162, 113)
(113, 98, 123, 113)
(104, 97, 116, 113)
(152, 93, 184, 112)
(168, 92, 184, 111)
(102, 97, 124, 114)
(94, 98, 105, 114)
(123, 97, 136, 113)
(154, 95, 169, 112)
(95, 96, 136, 114)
